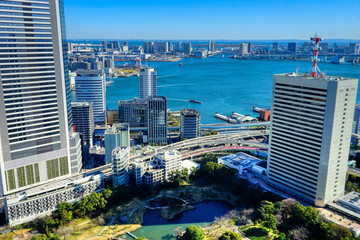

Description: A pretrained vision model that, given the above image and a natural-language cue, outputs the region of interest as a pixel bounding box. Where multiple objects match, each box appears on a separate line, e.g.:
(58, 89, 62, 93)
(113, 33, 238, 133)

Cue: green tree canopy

(181, 225, 204, 240)
(219, 231, 242, 240)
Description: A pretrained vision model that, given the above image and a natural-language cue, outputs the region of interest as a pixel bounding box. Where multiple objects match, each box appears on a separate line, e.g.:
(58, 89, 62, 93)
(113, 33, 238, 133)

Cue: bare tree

(291, 226, 310, 240)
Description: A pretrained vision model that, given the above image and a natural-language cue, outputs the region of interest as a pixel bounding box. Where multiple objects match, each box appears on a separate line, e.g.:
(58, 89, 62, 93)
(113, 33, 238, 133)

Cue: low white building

(5, 172, 104, 227)
(218, 152, 265, 176)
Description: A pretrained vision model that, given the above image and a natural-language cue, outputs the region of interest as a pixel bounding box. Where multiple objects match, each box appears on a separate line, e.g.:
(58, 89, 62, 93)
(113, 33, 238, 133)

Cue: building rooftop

(276, 73, 357, 82)
(105, 123, 129, 134)
(338, 191, 360, 208)
(219, 152, 261, 168)
(181, 109, 200, 116)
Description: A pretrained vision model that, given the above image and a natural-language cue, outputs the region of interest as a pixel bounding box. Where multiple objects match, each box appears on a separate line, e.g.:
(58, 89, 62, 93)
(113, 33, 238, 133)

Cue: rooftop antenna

(303, 34, 324, 78)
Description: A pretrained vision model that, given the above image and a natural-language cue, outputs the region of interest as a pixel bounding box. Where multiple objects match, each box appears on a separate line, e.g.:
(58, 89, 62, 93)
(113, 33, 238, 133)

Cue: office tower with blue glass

(180, 109, 201, 140)
(75, 69, 106, 125)
(148, 96, 167, 145)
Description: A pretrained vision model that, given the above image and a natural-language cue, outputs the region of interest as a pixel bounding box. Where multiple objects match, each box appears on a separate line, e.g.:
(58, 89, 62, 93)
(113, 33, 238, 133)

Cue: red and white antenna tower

(303, 34, 324, 78)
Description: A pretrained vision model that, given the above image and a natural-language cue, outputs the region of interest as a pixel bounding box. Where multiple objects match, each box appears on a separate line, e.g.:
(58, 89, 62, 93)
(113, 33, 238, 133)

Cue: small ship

(188, 99, 202, 104)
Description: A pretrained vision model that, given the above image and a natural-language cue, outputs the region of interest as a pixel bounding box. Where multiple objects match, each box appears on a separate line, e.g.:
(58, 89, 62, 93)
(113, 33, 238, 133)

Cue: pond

(121, 200, 233, 239)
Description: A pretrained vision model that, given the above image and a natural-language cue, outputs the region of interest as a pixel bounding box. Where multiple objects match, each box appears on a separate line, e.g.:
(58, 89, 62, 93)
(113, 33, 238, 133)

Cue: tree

(102, 188, 112, 199)
(181, 225, 204, 240)
(56, 202, 73, 223)
(219, 231, 242, 240)
(274, 233, 287, 240)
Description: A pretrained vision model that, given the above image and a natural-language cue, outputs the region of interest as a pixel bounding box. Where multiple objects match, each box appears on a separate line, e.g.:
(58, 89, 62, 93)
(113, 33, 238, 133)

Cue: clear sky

(64, 0, 360, 40)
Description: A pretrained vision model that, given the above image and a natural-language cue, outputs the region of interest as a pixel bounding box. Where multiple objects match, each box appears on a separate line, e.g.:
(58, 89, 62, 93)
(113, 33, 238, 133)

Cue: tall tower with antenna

(303, 34, 324, 78)
(267, 35, 359, 207)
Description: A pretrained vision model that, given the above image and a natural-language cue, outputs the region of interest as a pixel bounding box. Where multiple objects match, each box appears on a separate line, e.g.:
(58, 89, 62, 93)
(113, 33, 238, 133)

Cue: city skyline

(64, 0, 360, 40)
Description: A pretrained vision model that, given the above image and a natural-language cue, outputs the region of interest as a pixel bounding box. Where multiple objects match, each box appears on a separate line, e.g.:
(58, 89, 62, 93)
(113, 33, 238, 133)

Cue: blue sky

(64, 0, 360, 40)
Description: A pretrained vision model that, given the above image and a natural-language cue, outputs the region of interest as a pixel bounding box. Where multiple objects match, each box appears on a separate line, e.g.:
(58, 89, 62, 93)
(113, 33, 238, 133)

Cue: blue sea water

(106, 55, 360, 124)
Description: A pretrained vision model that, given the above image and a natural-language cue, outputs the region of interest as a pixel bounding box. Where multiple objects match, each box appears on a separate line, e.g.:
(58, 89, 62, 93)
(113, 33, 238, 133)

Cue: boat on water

(179, 62, 183, 66)
(189, 99, 202, 104)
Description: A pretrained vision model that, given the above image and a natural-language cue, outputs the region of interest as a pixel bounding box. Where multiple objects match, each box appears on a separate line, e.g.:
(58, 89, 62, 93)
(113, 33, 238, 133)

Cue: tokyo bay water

(106, 55, 360, 124)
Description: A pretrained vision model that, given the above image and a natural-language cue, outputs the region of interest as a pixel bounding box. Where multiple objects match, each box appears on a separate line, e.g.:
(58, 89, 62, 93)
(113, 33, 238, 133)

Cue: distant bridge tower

(303, 35, 325, 78)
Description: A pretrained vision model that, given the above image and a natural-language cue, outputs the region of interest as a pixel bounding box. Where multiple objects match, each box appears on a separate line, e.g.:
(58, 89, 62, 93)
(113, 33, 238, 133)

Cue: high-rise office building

(182, 42, 192, 55)
(239, 43, 248, 55)
(123, 41, 128, 47)
(71, 102, 95, 147)
(267, 73, 358, 207)
(105, 124, 130, 164)
(119, 99, 148, 127)
(154, 42, 168, 53)
(112, 147, 130, 186)
(0, 0, 80, 196)
(139, 68, 157, 100)
(287, 42, 296, 53)
(353, 104, 360, 134)
(102, 40, 107, 52)
(144, 41, 154, 53)
(111, 41, 120, 50)
(272, 42, 279, 53)
(180, 109, 201, 140)
(147, 96, 167, 145)
(248, 42, 253, 54)
(208, 40, 211, 51)
(75, 69, 106, 125)
(211, 42, 215, 52)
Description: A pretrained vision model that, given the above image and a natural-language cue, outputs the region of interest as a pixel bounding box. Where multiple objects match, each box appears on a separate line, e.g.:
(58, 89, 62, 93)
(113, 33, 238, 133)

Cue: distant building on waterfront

(239, 43, 248, 55)
(144, 41, 155, 53)
(154, 42, 168, 53)
(208, 40, 212, 51)
(287, 42, 296, 53)
(272, 42, 279, 53)
(211, 42, 215, 52)
(72, 102, 95, 147)
(140, 68, 157, 100)
(267, 73, 358, 207)
(182, 42, 192, 55)
(319, 42, 329, 54)
(119, 99, 148, 128)
(105, 124, 130, 164)
(180, 109, 201, 140)
(148, 96, 168, 145)
(248, 42, 253, 54)
(353, 104, 360, 134)
(75, 69, 106, 125)
(112, 147, 130, 186)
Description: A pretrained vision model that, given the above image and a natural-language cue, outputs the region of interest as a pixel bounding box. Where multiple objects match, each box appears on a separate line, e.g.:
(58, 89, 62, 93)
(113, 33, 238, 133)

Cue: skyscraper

(139, 68, 157, 100)
(71, 102, 95, 147)
(353, 104, 360, 134)
(182, 42, 192, 55)
(0, 0, 79, 196)
(239, 43, 248, 55)
(75, 69, 106, 125)
(267, 73, 358, 206)
(144, 41, 154, 53)
(287, 42, 296, 53)
(148, 96, 167, 145)
(180, 109, 201, 140)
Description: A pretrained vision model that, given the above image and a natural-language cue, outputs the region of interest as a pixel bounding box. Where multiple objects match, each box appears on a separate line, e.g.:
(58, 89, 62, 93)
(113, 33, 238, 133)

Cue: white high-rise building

(267, 73, 358, 207)
(112, 147, 130, 186)
(75, 69, 106, 125)
(154, 150, 181, 180)
(0, 0, 82, 197)
(139, 68, 157, 100)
